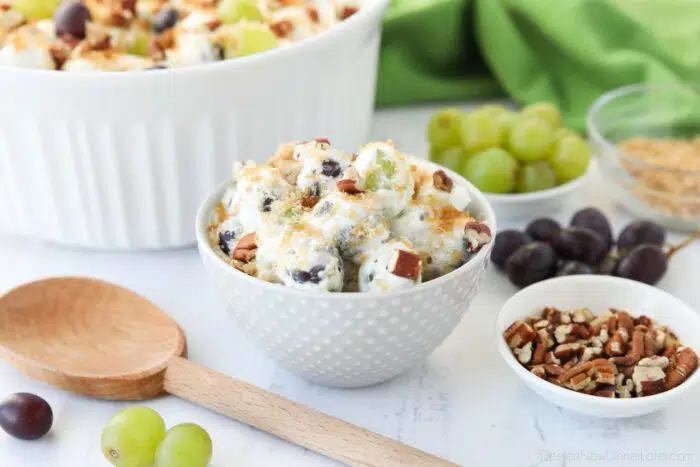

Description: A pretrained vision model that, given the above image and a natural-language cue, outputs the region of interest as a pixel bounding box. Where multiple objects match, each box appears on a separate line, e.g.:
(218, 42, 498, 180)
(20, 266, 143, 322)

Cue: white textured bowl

(485, 166, 591, 221)
(496, 275, 700, 418)
(0, 0, 388, 250)
(196, 162, 496, 388)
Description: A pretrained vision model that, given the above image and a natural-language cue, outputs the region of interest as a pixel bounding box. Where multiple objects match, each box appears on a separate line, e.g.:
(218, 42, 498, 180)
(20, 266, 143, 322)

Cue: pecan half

(232, 233, 257, 262)
(666, 348, 699, 389)
(432, 169, 453, 193)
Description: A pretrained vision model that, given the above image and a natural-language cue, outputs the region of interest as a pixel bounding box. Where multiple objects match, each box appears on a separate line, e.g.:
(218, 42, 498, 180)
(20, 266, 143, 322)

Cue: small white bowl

(485, 166, 591, 221)
(196, 162, 496, 388)
(496, 275, 700, 418)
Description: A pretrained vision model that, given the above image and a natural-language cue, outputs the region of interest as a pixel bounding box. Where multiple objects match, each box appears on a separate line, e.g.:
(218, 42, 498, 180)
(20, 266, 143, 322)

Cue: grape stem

(666, 230, 700, 259)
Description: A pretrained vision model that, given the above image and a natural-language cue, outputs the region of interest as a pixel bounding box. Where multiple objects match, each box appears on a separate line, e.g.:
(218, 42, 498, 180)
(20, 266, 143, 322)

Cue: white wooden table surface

(2, 104, 699, 467)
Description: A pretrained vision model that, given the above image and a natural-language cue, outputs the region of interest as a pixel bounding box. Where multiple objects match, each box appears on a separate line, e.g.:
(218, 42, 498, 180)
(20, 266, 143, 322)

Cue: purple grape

(552, 227, 608, 265)
(556, 261, 593, 276)
(613, 244, 667, 285)
(0, 393, 53, 440)
(617, 220, 665, 253)
(505, 242, 558, 287)
(490, 230, 532, 270)
(525, 218, 561, 243)
(570, 207, 612, 249)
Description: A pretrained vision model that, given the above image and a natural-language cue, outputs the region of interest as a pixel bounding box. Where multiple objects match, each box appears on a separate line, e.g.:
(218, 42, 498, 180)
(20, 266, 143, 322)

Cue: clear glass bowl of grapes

(587, 84, 700, 232)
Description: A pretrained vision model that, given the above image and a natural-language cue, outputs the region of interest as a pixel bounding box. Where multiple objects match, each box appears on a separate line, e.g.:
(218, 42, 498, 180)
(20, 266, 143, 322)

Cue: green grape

(462, 148, 518, 194)
(508, 117, 555, 163)
(521, 102, 561, 129)
(474, 104, 509, 118)
(554, 127, 579, 142)
(231, 22, 278, 57)
(515, 161, 556, 193)
(101, 407, 166, 467)
(426, 108, 463, 153)
(128, 30, 151, 57)
(459, 110, 501, 154)
(364, 171, 380, 191)
(431, 146, 467, 172)
(12, 0, 60, 20)
(154, 423, 213, 467)
(549, 134, 591, 183)
(376, 150, 395, 177)
(217, 0, 263, 24)
(495, 110, 517, 145)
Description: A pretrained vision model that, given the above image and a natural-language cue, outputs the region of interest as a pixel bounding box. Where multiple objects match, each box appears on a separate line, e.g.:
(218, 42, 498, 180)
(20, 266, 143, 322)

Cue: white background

(1, 103, 699, 466)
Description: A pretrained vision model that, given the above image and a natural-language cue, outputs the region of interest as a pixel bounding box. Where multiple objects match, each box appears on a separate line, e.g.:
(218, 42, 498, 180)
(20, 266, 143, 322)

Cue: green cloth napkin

(376, 0, 700, 131)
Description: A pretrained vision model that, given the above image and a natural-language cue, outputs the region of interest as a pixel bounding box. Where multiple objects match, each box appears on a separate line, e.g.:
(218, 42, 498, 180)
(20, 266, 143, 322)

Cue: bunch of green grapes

(427, 102, 591, 194)
(101, 407, 213, 467)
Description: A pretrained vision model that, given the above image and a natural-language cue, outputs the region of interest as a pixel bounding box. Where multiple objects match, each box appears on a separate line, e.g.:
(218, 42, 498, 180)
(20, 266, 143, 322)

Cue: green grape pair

(427, 102, 591, 194)
(101, 407, 212, 467)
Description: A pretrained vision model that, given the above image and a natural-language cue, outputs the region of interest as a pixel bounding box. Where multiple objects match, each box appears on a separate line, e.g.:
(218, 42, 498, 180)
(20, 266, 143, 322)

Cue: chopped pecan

(581, 346, 602, 362)
(514, 343, 533, 365)
(232, 233, 257, 262)
(542, 307, 561, 325)
(307, 5, 319, 22)
(640, 379, 666, 396)
(503, 321, 537, 349)
(643, 329, 657, 357)
(666, 347, 699, 389)
(662, 343, 678, 359)
(532, 329, 555, 364)
(554, 343, 582, 361)
(610, 329, 645, 366)
(544, 351, 561, 365)
(270, 19, 293, 38)
(339, 5, 358, 19)
(432, 169, 453, 193)
(464, 222, 491, 252)
(567, 373, 591, 391)
(635, 315, 653, 327)
(572, 308, 594, 324)
(301, 195, 320, 209)
(604, 330, 628, 356)
(543, 364, 564, 377)
(554, 324, 573, 344)
(531, 365, 546, 379)
(614, 310, 635, 333)
(594, 385, 617, 398)
(389, 250, 421, 281)
(336, 179, 364, 194)
(632, 363, 666, 396)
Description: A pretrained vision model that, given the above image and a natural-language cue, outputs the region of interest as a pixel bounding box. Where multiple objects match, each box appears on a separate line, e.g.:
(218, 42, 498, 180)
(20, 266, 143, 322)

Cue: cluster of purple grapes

(491, 207, 695, 288)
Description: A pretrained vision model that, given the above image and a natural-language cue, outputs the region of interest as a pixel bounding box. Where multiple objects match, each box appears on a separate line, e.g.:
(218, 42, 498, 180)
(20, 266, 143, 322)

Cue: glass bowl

(587, 84, 700, 231)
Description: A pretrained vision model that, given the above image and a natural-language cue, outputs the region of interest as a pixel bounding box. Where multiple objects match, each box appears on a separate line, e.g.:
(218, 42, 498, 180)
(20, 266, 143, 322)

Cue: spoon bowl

(0, 276, 454, 466)
(0, 277, 184, 400)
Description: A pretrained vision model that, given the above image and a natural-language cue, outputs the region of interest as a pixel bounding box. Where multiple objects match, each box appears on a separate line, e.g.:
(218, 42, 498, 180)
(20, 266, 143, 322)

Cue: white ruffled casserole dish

(0, 0, 388, 249)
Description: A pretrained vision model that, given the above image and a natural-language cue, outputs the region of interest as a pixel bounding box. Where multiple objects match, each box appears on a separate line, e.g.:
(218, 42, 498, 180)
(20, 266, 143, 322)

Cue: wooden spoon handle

(164, 357, 457, 467)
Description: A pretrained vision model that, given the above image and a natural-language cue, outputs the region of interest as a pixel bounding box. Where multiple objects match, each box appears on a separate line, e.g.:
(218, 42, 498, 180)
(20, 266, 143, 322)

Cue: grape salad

(0, 0, 358, 71)
(208, 139, 492, 293)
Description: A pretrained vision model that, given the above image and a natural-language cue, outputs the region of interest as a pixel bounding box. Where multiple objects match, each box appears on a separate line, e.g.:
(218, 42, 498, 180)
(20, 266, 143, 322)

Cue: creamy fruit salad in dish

(208, 139, 493, 293)
(0, 0, 358, 71)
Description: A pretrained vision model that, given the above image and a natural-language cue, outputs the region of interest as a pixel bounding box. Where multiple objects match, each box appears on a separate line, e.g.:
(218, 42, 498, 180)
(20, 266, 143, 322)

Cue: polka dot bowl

(195, 162, 496, 388)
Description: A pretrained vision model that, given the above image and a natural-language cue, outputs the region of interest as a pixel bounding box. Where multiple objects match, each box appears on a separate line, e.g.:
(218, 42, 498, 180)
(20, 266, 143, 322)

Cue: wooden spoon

(0, 277, 456, 466)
